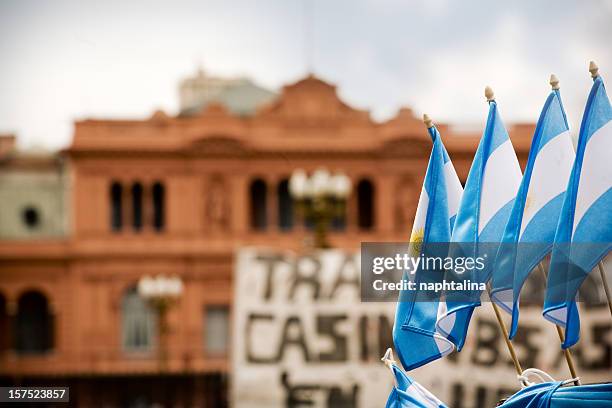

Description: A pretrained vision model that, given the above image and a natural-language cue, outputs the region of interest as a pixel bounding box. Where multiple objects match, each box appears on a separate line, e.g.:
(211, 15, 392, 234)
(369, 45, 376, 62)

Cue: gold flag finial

(381, 348, 399, 386)
(381, 348, 396, 368)
(589, 61, 599, 78)
(550, 74, 560, 90)
(485, 86, 495, 102)
(423, 113, 433, 129)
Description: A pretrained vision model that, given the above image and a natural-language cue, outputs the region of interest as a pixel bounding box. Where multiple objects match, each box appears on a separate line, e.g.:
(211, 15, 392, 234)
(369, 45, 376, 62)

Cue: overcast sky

(1, 0, 611, 149)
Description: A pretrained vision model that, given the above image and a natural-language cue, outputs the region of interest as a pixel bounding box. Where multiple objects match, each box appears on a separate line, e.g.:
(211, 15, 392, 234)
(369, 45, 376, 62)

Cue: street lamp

(289, 168, 351, 249)
(137, 275, 183, 371)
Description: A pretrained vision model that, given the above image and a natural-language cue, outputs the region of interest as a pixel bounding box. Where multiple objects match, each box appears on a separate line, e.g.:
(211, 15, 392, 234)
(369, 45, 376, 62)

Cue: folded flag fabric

(393, 124, 462, 370)
(543, 72, 612, 349)
(491, 83, 575, 339)
(385, 363, 449, 408)
(499, 382, 612, 408)
(437, 97, 522, 350)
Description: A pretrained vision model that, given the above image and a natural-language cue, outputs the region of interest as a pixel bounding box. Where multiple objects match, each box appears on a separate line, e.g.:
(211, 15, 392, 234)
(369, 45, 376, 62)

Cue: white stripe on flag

(546, 307, 568, 327)
(478, 140, 522, 234)
(444, 161, 463, 219)
(520, 131, 574, 236)
(412, 188, 428, 235)
(436, 301, 455, 334)
(406, 381, 445, 408)
(573, 120, 612, 232)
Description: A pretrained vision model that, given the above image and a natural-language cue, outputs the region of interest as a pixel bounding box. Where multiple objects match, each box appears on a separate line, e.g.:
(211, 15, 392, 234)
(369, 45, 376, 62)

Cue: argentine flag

(385, 362, 448, 408)
(498, 381, 612, 407)
(393, 122, 462, 370)
(491, 77, 575, 339)
(436, 92, 522, 350)
(543, 67, 612, 349)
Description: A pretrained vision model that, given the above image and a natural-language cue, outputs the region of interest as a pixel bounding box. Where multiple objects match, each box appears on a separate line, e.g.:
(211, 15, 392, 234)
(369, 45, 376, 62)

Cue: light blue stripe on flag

(543, 75, 612, 349)
(436, 100, 522, 350)
(498, 381, 612, 407)
(385, 363, 449, 408)
(490, 87, 574, 340)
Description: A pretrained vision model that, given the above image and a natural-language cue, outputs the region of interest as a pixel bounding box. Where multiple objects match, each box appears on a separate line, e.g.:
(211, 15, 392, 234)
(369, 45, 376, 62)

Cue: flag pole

(537, 262, 580, 385)
(489, 290, 524, 377)
(597, 262, 612, 318)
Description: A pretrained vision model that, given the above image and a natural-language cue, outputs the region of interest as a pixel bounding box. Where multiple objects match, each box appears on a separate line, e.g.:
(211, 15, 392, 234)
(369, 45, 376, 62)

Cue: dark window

(15, 291, 53, 354)
(357, 179, 375, 230)
(21, 206, 40, 229)
(277, 179, 293, 231)
(110, 182, 123, 231)
(204, 306, 229, 355)
(152, 182, 165, 231)
(131, 183, 143, 231)
(250, 179, 267, 230)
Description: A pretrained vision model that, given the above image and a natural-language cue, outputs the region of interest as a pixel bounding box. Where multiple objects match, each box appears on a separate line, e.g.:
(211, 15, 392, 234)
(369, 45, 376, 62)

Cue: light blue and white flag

(385, 362, 449, 408)
(543, 69, 612, 349)
(393, 123, 462, 370)
(436, 95, 522, 350)
(499, 381, 612, 408)
(491, 80, 575, 339)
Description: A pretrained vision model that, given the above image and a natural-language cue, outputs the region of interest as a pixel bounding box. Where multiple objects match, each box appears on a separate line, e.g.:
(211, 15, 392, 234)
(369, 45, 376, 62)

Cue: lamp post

(289, 168, 351, 249)
(137, 275, 183, 371)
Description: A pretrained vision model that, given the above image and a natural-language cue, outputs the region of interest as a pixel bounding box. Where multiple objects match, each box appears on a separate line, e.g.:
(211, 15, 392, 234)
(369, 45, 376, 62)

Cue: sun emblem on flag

(410, 227, 425, 256)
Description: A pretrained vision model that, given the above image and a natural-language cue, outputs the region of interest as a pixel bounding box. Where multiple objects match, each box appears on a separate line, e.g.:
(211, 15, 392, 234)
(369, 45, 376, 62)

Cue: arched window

(250, 179, 267, 231)
(152, 182, 165, 231)
(277, 179, 293, 231)
(110, 182, 123, 231)
(357, 179, 375, 230)
(122, 287, 156, 352)
(15, 291, 53, 354)
(132, 183, 143, 231)
(0, 294, 8, 353)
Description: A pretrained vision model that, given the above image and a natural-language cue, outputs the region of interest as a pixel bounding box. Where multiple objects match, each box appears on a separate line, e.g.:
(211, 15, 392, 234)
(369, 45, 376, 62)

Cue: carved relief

(205, 175, 229, 231)
(189, 136, 248, 157)
(395, 176, 419, 232)
(381, 138, 431, 158)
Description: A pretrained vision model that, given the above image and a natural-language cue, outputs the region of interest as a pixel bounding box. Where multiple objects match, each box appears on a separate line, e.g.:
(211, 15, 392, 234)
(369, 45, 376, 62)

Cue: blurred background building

(1, 1, 611, 406)
(0, 68, 541, 406)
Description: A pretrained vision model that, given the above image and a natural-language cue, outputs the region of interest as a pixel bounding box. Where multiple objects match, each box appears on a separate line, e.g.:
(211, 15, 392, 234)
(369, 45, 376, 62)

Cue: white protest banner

(232, 248, 611, 407)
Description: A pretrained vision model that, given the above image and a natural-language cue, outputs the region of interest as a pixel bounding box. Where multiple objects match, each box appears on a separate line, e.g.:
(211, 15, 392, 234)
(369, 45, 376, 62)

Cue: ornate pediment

(188, 136, 249, 157)
(380, 137, 432, 158)
(256, 74, 371, 125)
(149, 109, 170, 125)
